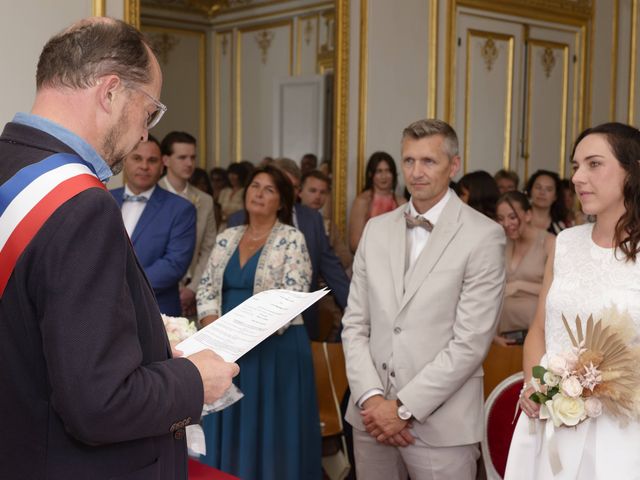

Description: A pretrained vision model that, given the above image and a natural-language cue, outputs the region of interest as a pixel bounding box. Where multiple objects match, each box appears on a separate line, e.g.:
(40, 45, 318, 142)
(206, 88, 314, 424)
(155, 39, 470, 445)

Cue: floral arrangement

(161, 314, 197, 345)
(528, 308, 640, 427)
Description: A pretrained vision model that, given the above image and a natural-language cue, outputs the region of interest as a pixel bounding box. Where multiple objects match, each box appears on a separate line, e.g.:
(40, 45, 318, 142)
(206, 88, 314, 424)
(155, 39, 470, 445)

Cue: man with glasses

(0, 18, 238, 480)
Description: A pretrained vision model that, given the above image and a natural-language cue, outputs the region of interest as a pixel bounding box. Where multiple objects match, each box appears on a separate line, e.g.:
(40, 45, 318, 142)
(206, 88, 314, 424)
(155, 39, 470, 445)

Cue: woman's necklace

(246, 226, 271, 242)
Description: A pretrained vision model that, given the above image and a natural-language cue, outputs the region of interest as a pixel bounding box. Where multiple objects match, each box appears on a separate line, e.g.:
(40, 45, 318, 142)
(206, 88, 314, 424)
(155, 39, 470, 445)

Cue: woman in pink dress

(348, 151, 407, 252)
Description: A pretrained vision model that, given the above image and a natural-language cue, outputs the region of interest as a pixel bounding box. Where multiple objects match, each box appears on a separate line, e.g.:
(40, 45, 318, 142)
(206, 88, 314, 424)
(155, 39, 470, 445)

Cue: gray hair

(402, 119, 459, 159)
(36, 18, 152, 90)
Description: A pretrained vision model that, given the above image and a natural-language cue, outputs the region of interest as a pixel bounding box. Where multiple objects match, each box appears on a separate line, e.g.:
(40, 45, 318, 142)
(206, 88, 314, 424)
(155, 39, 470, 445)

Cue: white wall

(0, 0, 92, 127)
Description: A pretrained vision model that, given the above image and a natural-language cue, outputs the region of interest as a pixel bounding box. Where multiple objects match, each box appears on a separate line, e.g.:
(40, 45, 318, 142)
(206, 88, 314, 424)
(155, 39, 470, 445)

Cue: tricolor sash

(0, 153, 107, 297)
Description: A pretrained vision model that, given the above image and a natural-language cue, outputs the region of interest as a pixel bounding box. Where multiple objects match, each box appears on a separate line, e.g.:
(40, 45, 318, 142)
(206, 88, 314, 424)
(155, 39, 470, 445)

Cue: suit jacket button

(174, 429, 185, 440)
(390, 371, 396, 377)
(393, 327, 401, 334)
(382, 363, 387, 370)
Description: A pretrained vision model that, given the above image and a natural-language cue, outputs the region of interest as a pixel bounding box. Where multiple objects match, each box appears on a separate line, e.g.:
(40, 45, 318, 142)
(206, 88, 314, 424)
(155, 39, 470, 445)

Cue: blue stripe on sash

(0, 153, 93, 217)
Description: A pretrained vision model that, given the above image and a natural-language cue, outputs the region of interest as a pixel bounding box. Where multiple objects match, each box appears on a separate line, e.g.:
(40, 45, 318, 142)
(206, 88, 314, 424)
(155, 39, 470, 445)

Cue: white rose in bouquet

(543, 371, 561, 387)
(584, 397, 603, 418)
(547, 354, 570, 377)
(560, 375, 584, 398)
(543, 394, 586, 427)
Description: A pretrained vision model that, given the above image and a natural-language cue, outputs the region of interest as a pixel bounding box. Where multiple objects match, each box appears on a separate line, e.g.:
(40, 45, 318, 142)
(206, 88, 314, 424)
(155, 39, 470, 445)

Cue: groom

(341, 119, 506, 479)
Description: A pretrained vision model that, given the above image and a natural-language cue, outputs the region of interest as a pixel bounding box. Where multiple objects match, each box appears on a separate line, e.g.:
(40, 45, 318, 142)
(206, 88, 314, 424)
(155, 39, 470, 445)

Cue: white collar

(408, 188, 451, 226)
(124, 184, 156, 200)
(162, 177, 189, 196)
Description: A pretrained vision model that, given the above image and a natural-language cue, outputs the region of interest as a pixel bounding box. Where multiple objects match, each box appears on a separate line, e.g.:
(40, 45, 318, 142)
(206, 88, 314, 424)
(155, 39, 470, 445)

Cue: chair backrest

(311, 341, 349, 437)
(481, 371, 524, 480)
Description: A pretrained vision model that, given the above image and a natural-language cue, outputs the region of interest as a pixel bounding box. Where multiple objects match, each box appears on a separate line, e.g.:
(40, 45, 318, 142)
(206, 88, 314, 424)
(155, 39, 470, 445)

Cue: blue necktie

(123, 193, 148, 203)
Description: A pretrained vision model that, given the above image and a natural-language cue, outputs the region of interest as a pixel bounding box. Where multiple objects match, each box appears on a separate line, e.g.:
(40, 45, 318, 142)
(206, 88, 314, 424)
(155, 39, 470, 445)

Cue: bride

(504, 123, 640, 479)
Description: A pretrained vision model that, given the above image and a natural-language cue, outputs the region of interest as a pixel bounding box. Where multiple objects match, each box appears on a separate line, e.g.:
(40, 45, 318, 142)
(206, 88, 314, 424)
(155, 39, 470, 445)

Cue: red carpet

(188, 458, 240, 480)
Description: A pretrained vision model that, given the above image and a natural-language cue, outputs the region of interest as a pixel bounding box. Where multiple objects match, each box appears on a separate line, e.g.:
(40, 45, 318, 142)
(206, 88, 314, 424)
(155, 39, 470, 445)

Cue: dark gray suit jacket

(0, 122, 203, 480)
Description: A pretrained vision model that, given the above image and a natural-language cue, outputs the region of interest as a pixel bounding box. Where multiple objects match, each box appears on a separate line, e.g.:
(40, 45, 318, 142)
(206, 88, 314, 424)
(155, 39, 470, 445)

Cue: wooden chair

(311, 341, 351, 480)
(482, 343, 523, 400)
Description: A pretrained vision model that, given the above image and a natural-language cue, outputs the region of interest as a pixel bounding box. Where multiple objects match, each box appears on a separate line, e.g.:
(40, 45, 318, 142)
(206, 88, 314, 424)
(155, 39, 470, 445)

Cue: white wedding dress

(504, 224, 640, 479)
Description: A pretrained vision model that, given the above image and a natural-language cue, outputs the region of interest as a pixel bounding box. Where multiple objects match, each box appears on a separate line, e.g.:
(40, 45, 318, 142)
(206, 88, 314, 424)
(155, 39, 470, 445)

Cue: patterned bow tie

(123, 193, 148, 203)
(404, 212, 433, 232)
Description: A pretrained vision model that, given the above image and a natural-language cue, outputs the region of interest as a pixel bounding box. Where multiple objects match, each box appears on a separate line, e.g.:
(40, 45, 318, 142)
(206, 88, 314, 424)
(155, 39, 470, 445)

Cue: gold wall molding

(126, 0, 141, 29)
(427, 0, 438, 118)
(464, 30, 514, 172)
(356, 0, 368, 194)
(147, 32, 181, 64)
(629, 0, 638, 125)
(222, 33, 230, 54)
(93, 0, 106, 16)
(525, 39, 569, 178)
(610, 0, 619, 121)
(254, 29, 275, 63)
(142, 25, 208, 166)
(541, 46, 556, 77)
(212, 1, 332, 28)
(333, 0, 349, 236)
(234, 19, 294, 161)
(304, 17, 314, 45)
(480, 37, 499, 70)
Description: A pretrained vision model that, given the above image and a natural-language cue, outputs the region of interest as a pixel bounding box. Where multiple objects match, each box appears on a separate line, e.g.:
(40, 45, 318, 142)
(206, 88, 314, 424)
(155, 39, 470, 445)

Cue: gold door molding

(463, 29, 515, 172)
(332, 0, 349, 236)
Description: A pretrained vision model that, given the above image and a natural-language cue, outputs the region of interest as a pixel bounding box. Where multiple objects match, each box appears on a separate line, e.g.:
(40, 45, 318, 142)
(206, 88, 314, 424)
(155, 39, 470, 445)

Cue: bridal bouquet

(161, 314, 197, 345)
(528, 307, 640, 427)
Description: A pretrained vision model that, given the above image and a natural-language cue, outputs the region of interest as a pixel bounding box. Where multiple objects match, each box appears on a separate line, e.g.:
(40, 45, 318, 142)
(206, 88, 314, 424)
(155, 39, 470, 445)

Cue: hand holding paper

(177, 288, 330, 361)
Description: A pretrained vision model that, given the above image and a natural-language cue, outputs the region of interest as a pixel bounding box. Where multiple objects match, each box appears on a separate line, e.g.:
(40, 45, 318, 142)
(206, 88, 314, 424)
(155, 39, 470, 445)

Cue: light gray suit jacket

(159, 177, 217, 289)
(342, 193, 506, 447)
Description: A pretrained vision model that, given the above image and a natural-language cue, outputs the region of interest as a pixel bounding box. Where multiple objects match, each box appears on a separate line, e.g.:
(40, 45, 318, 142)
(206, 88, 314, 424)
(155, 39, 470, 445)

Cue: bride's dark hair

(572, 122, 640, 262)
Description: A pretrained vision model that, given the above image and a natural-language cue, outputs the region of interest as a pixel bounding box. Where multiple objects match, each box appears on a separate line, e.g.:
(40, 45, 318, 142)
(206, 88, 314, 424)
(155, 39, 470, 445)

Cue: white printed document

(176, 288, 330, 362)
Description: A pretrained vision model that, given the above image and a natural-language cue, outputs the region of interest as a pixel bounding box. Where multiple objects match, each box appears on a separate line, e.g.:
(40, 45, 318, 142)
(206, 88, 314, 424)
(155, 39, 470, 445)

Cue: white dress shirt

(406, 188, 451, 266)
(121, 185, 155, 237)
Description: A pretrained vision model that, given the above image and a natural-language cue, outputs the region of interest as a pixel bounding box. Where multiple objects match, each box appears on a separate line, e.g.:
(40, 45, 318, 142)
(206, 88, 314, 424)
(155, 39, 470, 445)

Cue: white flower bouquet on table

(528, 307, 640, 427)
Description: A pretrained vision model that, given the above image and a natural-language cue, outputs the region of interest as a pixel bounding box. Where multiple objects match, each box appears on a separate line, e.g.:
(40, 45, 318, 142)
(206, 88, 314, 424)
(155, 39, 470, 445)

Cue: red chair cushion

(188, 458, 240, 480)
(486, 380, 522, 477)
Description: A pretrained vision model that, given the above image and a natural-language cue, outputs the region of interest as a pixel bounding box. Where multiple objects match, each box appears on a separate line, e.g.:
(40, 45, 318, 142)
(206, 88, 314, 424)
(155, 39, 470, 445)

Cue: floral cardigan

(196, 222, 312, 326)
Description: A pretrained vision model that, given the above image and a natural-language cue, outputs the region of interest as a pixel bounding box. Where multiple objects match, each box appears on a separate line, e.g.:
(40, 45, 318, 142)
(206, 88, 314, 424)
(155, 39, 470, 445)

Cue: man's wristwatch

(396, 399, 412, 421)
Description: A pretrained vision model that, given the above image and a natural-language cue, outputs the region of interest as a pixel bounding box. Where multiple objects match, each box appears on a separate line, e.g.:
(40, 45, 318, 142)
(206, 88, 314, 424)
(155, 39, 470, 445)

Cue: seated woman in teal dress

(196, 165, 321, 480)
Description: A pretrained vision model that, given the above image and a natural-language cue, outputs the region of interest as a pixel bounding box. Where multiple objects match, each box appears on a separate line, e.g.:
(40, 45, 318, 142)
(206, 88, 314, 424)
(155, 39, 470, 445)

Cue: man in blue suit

(228, 158, 350, 340)
(111, 136, 196, 316)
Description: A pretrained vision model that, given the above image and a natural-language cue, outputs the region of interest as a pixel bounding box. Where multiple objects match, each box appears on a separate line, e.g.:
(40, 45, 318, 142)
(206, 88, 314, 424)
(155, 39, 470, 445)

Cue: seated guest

(299, 170, 352, 272)
(218, 162, 247, 226)
(559, 177, 585, 227)
(159, 132, 217, 317)
(525, 169, 568, 235)
(455, 170, 501, 220)
(494, 191, 555, 346)
(209, 167, 228, 230)
(349, 151, 407, 253)
(299, 170, 352, 341)
(111, 136, 196, 316)
(228, 158, 351, 341)
(300, 152, 318, 176)
(197, 166, 321, 480)
(190, 167, 213, 196)
(494, 168, 519, 194)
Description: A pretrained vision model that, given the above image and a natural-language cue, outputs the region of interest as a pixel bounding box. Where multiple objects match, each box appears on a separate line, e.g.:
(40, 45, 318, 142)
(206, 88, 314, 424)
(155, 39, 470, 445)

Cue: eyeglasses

(133, 87, 167, 129)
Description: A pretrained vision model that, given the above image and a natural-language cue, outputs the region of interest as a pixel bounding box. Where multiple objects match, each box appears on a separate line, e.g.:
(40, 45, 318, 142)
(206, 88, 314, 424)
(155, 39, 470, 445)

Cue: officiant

(196, 165, 322, 479)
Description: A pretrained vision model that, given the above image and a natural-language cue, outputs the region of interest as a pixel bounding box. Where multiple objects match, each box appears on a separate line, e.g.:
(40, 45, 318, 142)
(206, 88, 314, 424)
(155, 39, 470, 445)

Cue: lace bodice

(545, 223, 640, 355)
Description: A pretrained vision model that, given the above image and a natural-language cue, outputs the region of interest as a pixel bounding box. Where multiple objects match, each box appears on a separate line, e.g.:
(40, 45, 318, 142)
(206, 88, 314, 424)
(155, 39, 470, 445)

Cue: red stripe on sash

(0, 173, 106, 296)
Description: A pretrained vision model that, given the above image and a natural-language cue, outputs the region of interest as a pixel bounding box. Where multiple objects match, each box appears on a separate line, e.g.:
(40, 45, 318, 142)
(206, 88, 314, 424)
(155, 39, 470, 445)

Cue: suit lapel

(131, 188, 163, 244)
(399, 195, 463, 312)
(388, 208, 407, 309)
